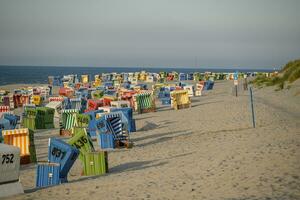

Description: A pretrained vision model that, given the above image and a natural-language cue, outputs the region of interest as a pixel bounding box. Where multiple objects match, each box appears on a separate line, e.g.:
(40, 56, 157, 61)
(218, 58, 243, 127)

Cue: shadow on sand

(134, 130, 193, 147)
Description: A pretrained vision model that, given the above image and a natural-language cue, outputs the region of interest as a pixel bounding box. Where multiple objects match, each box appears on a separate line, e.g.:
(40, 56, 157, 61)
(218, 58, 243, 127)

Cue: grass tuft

(252, 59, 300, 90)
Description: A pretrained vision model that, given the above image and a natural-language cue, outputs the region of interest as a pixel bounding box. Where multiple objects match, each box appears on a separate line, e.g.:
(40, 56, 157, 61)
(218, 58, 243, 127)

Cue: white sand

(1, 80, 300, 200)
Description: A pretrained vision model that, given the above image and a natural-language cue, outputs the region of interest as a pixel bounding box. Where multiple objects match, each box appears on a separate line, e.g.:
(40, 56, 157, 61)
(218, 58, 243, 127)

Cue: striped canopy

(61, 109, 79, 130)
(2, 128, 30, 156)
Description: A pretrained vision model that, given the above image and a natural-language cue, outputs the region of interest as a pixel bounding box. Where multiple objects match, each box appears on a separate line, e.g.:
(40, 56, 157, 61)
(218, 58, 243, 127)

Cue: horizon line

(0, 65, 279, 70)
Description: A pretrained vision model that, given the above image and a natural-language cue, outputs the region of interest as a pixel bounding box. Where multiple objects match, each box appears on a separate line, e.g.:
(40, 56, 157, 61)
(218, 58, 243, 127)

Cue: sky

(0, 0, 299, 68)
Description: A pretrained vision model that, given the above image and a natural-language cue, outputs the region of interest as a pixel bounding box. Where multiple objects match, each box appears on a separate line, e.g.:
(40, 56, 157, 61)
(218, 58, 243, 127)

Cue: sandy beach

(0, 80, 299, 200)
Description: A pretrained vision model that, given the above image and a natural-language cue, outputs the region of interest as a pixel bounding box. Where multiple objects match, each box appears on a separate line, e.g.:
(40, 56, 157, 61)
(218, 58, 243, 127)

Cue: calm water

(0, 66, 274, 85)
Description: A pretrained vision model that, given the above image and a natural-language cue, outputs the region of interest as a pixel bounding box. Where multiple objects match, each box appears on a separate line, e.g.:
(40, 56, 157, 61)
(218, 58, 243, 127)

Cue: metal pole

(249, 87, 256, 128)
(235, 85, 238, 97)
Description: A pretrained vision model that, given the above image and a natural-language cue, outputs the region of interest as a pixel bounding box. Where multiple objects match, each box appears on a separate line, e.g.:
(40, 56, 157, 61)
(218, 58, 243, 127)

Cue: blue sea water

(0, 66, 274, 85)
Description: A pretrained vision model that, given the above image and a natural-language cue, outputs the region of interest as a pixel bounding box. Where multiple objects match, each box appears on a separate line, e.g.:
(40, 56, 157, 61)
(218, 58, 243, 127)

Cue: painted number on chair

(73, 136, 88, 149)
(2, 154, 14, 164)
(51, 147, 66, 159)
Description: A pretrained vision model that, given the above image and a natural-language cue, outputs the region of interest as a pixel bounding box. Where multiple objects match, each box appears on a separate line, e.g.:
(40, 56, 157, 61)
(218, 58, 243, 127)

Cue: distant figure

(243, 77, 248, 90)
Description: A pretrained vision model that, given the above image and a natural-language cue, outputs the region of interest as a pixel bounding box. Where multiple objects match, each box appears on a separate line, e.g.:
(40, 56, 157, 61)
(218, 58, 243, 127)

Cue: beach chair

(102, 97, 113, 107)
(157, 87, 170, 99)
(0, 119, 10, 142)
(45, 101, 62, 118)
(133, 92, 156, 114)
(35, 107, 55, 129)
(22, 106, 36, 130)
(179, 73, 186, 81)
(80, 98, 87, 113)
(93, 75, 102, 87)
(161, 97, 171, 105)
(121, 91, 136, 108)
(59, 87, 74, 98)
(81, 75, 89, 84)
(91, 90, 104, 99)
(110, 100, 130, 109)
(81, 151, 108, 176)
(3, 113, 20, 129)
(22, 116, 36, 131)
(48, 138, 79, 181)
(96, 112, 130, 149)
(183, 85, 194, 97)
(20, 95, 30, 105)
(86, 99, 103, 112)
(195, 83, 204, 96)
(13, 94, 22, 108)
(69, 98, 82, 110)
(204, 80, 214, 90)
(60, 109, 79, 135)
(49, 96, 65, 102)
(0, 106, 10, 119)
(84, 110, 105, 139)
(0, 144, 23, 198)
(36, 162, 61, 188)
(2, 128, 36, 164)
(104, 89, 118, 99)
(2, 96, 14, 109)
(104, 81, 113, 88)
(31, 95, 42, 106)
(67, 127, 94, 161)
(110, 107, 136, 133)
(76, 113, 90, 128)
(170, 90, 191, 110)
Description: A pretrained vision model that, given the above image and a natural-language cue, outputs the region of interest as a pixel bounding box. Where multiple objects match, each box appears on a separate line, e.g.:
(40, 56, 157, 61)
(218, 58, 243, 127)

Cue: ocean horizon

(0, 65, 276, 85)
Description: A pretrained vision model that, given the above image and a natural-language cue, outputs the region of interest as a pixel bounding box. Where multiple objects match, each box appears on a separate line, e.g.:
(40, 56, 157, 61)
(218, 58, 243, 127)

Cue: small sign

(234, 80, 238, 85)
(234, 72, 238, 80)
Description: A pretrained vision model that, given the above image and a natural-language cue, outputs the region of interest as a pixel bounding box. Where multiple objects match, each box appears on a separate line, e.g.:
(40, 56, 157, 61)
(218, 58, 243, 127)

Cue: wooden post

(249, 87, 256, 128)
(234, 78, 238, 97)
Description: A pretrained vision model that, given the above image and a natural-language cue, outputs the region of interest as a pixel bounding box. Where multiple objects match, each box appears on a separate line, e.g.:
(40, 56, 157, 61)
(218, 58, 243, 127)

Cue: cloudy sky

(0, 0, 299, 68)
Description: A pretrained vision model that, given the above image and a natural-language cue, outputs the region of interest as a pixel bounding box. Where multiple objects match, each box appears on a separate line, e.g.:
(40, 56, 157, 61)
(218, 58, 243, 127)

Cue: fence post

(249, 87, 256, 128)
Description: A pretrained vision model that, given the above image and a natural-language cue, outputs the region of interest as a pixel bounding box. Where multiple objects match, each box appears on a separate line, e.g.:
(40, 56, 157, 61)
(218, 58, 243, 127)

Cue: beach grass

(251, 59, 300, 90)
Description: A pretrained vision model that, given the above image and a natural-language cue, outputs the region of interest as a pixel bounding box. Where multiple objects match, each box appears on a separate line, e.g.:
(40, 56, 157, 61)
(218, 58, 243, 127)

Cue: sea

(0, 66, 275, 85)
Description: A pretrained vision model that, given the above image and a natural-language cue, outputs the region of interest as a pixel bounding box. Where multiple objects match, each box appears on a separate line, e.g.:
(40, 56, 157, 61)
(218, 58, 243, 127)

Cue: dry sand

(1, 80, 300, 200)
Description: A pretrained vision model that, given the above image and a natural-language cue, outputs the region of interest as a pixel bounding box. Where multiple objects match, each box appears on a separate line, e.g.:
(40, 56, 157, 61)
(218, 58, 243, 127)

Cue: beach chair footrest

(20, 155, 31, 165)
(176, 103, 191, 110)
(139, 107, 156, 114)
(60, 129, 72, 137)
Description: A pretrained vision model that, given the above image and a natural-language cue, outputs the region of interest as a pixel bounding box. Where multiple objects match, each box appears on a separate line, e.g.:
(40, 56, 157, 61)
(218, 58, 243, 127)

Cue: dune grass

(251, 59, 300, 90)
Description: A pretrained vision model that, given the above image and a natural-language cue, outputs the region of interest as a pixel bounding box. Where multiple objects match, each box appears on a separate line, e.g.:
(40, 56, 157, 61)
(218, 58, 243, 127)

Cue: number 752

(2, 154, 14, 164)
